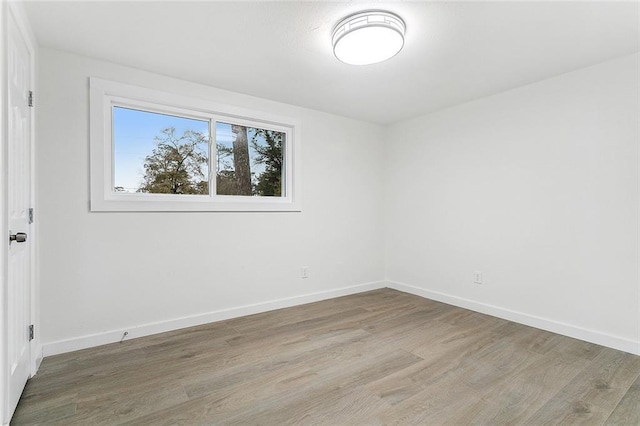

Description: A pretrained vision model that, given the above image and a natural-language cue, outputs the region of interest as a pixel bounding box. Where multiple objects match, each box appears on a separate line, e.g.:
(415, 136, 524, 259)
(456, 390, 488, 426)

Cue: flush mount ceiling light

(332, 10, 405, 66)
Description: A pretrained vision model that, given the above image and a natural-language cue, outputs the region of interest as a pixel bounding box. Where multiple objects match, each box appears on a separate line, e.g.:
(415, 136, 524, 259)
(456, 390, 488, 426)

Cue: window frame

(90, 78, 301, 212)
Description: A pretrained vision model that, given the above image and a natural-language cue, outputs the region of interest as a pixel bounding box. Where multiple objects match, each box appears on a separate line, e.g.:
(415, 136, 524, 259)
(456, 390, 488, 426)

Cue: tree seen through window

(113, 107, 284, 197)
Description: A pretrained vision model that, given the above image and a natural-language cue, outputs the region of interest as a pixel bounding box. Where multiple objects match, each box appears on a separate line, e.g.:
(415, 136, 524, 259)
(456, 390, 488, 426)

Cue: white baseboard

(387, 280, 640, 356)
(40, 280, 640, 357)
(42, 281, 386, 357)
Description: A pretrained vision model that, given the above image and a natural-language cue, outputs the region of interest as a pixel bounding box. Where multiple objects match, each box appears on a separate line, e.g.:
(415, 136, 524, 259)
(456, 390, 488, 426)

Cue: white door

(7, 8, 32, 419)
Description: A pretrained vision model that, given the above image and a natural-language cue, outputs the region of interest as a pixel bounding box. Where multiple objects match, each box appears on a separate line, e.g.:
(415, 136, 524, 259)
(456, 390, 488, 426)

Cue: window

(113, 107, 211, 195)
(90, 78, 300, 211)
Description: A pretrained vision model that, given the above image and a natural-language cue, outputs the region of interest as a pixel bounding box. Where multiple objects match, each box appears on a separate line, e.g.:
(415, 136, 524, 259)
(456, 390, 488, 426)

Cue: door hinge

(28, 91, 34, 107)
(29, 207, 34, 224)
(29, 324, 34, 341)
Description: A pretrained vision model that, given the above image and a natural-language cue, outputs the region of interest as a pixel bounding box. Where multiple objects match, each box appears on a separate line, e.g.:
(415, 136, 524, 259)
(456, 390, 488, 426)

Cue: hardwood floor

(12, 289, 640, 425)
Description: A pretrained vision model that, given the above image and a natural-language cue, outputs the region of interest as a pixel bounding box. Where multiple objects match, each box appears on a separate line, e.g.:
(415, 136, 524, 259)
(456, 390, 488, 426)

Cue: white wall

(37, 48, 386, 354)
(37, 47, 639, 357)
(386, 53, 639, 354)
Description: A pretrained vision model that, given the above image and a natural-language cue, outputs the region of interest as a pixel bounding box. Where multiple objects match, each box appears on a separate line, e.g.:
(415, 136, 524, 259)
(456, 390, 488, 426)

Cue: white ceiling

(24, 1, 639, 125)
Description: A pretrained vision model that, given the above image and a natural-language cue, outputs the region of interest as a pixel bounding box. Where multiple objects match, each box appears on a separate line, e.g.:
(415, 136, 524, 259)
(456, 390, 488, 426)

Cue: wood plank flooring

(11, 289, 640, 425)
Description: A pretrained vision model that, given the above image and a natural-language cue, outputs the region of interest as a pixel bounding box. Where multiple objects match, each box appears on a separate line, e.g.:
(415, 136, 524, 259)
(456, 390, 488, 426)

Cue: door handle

(9, 231, 27, 244)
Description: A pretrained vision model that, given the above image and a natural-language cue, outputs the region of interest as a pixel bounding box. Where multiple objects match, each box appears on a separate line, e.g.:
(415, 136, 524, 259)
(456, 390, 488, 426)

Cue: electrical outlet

(301, 266, 309, 279)
(474, 271, 483, 285)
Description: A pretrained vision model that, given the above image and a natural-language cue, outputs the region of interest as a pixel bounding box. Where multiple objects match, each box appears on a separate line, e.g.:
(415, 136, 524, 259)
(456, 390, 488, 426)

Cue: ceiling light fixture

(332, 10, 405, 66)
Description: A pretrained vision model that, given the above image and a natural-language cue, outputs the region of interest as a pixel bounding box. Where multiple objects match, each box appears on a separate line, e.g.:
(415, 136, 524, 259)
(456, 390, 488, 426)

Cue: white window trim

(90, 77, 301, 212)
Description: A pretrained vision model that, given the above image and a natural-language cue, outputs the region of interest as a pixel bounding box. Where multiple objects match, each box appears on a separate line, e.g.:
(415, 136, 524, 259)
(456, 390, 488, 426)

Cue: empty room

(1, 0, 639, 424)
